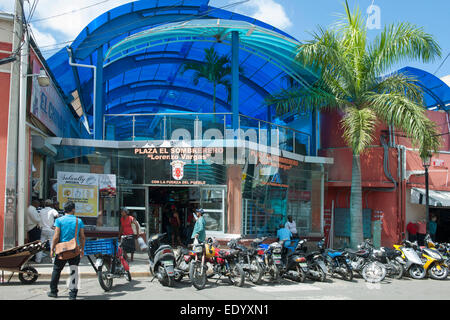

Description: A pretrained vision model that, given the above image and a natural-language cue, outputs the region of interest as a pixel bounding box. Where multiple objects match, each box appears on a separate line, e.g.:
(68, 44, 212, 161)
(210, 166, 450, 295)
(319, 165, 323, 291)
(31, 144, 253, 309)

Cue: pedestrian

(285, 215, 298, 239)
(191, 209, 206, 244)
(184, 207, 197, 246)
(119, 207, 140, 262)
(406, 220, 418, 242)
(169, 205, 182, 247)
(35, 199, 59, 263)
(416, 219, 427, 246)
(48, 201, 85, 300)
(428, 214, 438, 242)
(26, 198, 41, 244)
(131, 212, 148, 253)
(277, 224, 292, 247)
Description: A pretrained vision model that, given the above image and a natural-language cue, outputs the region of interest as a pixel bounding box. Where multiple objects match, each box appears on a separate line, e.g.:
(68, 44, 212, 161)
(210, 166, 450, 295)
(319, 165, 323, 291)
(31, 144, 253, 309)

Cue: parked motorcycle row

(146, 233, 450, 289)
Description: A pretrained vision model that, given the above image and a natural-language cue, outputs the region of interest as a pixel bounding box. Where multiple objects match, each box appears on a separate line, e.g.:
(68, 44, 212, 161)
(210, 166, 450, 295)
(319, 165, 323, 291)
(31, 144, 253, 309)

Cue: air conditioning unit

(31, 135, 57, 157)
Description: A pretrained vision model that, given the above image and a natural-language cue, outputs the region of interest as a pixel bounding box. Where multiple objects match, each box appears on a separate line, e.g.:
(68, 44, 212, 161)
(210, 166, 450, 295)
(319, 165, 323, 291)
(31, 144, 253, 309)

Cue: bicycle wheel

(98, 258, 113, 291)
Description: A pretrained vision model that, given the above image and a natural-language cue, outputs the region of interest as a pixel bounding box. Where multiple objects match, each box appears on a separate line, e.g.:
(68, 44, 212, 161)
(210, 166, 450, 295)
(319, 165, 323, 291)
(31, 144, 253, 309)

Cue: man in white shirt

(26, 199, 41, 243)
(285, 215, 298, 239)
(35, 199, 59, 263)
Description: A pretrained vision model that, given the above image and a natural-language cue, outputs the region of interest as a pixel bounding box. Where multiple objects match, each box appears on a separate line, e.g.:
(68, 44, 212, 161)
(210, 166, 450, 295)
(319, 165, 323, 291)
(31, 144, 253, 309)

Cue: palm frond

(341, 107, 378, 155)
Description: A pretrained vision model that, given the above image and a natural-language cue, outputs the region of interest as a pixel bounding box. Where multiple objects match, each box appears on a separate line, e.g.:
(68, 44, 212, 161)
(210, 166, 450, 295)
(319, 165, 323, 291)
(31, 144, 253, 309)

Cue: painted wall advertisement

(57, 172, 117, 216)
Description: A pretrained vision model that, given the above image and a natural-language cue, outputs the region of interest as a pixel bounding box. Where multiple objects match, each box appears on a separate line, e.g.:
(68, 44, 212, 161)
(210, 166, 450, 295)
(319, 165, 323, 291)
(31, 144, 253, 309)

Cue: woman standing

(119, 207, 140, 262)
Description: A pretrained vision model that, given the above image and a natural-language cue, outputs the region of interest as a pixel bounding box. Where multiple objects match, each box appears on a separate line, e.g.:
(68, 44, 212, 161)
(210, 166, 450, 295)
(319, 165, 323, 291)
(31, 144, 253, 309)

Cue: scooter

(393, 240, 426, 279)
(148, 233, 177, 287)
(420, 234, 448, 280)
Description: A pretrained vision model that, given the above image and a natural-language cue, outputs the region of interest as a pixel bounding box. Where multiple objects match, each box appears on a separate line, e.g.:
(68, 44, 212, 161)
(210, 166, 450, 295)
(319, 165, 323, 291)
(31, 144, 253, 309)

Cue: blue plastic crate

(84, 238, 117, 255)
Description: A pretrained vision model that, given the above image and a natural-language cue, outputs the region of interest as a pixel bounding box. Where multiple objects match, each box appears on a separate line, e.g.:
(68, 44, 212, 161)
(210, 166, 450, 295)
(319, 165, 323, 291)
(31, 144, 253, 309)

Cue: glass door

(200, 186, 226, 234)
(120, 186, 149, 238)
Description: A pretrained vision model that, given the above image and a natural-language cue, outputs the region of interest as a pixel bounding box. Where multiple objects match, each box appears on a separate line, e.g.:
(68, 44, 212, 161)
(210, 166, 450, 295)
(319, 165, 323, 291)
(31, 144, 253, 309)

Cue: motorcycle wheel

(429, 264, 449, 280)
(340, 263, 353, 281)
(125, 270, 132, 282)
(97, 260, 113, 292)
(362, 262, 386, 283)
(228, 263, 245, 287)
(268, 264, 280, 281)
(389, 261, 403, 280)
(408, 264, 426, 279)
(158, 265, 174, 287)
(294, 264, 306, 283)
(311, 264, 326, 282)
(189, 261, 207, 290)
(18, 266, 39, 284)
(247, 259, 264, 284)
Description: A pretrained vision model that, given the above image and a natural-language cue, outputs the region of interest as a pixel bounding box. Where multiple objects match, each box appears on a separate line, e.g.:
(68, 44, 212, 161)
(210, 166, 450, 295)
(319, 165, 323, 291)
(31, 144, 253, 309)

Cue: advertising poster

(57, 172, 99, 217)
(99, 174, 117, 198)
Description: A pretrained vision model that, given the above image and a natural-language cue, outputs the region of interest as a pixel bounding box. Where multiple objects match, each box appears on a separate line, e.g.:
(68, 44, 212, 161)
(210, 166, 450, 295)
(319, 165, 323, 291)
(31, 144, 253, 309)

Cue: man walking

(48, 201, 85, 300)
(191, 209, 206, 244)
(35, 199, 59, 263)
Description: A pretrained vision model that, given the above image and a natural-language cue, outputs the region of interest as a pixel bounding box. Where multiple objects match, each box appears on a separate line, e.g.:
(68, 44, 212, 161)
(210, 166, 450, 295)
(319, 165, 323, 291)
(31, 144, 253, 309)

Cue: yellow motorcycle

(420, 234, 449, 280)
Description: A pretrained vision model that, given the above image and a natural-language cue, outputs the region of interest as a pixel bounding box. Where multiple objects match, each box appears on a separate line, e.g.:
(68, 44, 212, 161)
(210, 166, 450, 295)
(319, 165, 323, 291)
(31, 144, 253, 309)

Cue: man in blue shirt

(191, 209, 206, 244)
(48, 201, 85, 300)
(277, 224, 292, 247)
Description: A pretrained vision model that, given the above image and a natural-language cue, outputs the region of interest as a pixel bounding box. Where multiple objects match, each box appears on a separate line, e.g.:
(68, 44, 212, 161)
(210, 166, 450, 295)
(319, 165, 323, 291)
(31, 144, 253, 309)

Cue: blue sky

(1, 0, 449, 79)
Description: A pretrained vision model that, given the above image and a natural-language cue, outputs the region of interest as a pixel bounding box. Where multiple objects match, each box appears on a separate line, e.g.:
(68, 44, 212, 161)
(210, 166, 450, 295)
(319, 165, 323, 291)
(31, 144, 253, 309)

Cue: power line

(30, 0, 112, 23)
(434, 52, 450, 75)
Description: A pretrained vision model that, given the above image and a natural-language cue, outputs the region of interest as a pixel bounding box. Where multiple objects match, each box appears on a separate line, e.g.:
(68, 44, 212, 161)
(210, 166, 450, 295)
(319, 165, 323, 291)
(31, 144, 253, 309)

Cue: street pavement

(0, 251, 449, 300)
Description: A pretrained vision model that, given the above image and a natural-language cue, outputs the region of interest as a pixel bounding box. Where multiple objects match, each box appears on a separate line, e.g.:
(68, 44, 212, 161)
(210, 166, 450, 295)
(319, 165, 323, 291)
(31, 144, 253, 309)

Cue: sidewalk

(8, 251, 151, 280)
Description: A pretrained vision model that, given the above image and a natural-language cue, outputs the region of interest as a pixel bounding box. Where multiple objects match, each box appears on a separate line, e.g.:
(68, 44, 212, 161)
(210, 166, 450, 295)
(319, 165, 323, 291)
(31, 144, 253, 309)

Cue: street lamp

(422, 154, 432, 225)
(26, 68, 50, 87)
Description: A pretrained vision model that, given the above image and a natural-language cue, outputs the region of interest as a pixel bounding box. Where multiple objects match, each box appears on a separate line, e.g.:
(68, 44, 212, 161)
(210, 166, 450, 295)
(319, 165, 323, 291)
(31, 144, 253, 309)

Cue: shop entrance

(147, 186, 226, 243)
(432, 208, 450, 243)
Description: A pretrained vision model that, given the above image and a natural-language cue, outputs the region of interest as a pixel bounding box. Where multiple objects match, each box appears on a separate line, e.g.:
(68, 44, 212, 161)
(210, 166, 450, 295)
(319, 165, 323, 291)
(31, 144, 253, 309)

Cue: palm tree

(180, 47, 233, 120)
(266, 1, 441, 248)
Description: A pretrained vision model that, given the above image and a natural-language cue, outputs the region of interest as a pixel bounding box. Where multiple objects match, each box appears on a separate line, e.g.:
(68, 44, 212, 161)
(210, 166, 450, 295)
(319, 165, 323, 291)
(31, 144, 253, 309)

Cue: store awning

(411, 188, 450, 207)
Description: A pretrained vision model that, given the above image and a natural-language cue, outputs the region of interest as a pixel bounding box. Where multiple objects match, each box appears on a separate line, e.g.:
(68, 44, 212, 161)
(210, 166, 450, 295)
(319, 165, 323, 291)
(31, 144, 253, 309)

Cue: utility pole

(4, 0, 25, 248)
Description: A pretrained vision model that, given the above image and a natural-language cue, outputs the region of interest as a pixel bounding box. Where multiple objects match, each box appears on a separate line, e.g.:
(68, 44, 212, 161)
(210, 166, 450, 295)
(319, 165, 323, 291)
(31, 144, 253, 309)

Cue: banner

(57, 172, 99, 217)
(99, 174, 117, 198)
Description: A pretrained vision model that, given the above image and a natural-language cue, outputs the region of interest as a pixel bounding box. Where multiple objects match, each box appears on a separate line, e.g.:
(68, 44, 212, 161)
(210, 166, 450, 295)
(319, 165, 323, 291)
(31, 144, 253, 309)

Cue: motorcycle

(296, 239, 328, 282)
(345, 239, 386, 283)
(393, 240, 427, 279)
(173, 246, 195, 282)
(420, 234, 448, 280)
(148, 233, 177, 287)
(358, 240, 403, 280)
(204, 238, 246, 287)
(279, 239, 307, 282)
(96, 236, 132, 292)
(189, 241, 208, 290)
(317, 238, 353, 281)
(227, 237, 264, 284)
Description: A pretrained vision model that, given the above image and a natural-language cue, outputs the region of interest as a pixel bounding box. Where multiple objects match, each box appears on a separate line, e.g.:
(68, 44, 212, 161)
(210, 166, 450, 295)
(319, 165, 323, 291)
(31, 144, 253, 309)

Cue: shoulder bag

(54, 218, 81, 260)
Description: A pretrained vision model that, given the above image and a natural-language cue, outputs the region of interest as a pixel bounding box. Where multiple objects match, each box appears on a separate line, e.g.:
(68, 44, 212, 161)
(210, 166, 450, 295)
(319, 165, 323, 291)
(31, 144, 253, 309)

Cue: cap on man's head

(196, 208, 204, 215)
(45, 199, 53, 207)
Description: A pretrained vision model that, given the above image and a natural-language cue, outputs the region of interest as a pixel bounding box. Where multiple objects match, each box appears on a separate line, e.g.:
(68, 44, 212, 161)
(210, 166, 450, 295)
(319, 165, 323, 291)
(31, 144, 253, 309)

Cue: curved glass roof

(46, 0, 317, 132)
(397, 66, 450, 111)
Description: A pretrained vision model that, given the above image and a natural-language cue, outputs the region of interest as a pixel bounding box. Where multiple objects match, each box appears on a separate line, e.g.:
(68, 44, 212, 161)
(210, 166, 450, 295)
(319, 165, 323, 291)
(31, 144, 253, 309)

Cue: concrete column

(94, 47, 104, 140)
(231, 31, 239, 132)
(226, 165, 242, 234)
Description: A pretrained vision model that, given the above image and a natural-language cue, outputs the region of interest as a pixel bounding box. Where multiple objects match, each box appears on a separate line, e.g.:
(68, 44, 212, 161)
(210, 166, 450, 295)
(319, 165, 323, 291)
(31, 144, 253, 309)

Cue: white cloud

(233, 0, 293, 30)
(29, 27, 57, 47)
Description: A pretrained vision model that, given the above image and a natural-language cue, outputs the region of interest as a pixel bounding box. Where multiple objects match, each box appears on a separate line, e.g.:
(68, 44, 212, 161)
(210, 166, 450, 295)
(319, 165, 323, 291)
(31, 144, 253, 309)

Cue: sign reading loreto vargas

(57, 172, 99, 217)
(29, 50, 69, 137)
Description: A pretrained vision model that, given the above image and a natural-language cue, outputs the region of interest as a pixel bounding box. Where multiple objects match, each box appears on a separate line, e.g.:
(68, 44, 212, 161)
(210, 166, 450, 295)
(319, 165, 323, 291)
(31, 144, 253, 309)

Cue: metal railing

(103, 112, 311, 155)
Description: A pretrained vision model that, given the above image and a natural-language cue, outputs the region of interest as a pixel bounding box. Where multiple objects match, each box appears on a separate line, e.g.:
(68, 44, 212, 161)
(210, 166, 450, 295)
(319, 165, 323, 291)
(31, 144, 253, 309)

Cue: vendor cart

(0, 240, 46, 284)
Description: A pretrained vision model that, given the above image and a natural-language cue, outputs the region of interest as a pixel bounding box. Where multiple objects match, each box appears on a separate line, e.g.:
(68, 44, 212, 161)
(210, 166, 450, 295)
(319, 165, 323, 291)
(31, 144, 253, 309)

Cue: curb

(6, 272, 152, 280)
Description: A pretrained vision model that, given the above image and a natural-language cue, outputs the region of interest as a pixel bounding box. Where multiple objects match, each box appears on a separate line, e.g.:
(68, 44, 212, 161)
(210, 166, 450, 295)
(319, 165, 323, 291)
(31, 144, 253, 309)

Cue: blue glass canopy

(46, 0, 317, 134)
(397, 66, 450, 111)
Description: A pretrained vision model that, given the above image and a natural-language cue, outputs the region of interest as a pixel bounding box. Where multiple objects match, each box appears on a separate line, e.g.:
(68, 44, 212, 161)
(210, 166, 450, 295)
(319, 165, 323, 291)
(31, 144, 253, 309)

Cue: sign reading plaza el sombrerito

(134, 147, 224, 185)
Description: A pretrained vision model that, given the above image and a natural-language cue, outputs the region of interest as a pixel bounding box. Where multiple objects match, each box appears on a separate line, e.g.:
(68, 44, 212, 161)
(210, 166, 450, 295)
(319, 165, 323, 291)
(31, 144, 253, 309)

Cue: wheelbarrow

(0, 240, 46, 284)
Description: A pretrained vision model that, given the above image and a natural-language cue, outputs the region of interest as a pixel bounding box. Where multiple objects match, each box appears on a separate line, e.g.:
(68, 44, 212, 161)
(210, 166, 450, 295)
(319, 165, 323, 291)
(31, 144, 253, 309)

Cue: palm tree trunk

(350, 152, 364, 249)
